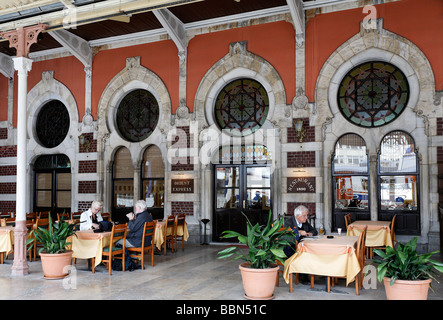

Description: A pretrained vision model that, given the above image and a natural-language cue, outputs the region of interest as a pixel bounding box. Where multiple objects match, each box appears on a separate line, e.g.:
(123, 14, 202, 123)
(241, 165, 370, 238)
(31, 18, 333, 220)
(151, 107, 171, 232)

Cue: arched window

(332, 134, 369, 231)
(116, 89, 159, 142)
(112, 147, 134, 221)
(141, 145, 165, 219)
(214, 78, 269, 136)
(337, 61, 409, 128)
(378, 131, 419, 235)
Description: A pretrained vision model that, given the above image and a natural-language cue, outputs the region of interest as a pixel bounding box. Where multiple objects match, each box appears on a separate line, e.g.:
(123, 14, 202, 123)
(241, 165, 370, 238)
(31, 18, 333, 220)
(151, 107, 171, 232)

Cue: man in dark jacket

(118, 200, 153, 248)
(283, 205, 317, 257)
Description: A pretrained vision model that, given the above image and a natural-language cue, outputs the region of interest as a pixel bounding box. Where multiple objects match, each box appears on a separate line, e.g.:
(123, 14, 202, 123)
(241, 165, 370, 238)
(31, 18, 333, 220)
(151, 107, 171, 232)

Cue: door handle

(243, 200, 245, 209)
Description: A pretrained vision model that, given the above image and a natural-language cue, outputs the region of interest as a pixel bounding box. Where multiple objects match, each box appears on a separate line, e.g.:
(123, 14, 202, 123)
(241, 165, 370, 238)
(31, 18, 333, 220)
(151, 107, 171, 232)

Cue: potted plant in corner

(373, 237, 443, 300)
(26, 215, 77, 279)
(217, 211, 297, 300)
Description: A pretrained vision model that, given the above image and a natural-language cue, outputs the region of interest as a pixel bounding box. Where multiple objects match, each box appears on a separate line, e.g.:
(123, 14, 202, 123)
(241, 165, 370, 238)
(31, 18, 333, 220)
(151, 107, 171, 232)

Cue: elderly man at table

(80, 200, 104, 231)
(116, 200, 153, 248)
(283, 205, 318, 257)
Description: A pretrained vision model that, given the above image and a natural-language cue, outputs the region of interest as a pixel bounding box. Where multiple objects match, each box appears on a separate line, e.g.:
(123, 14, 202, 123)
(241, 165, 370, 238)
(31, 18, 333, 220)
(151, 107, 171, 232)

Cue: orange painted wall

(0, 77, 9, 122)
(305, 0, 443, 101)
(187, 20, 295, 111)
(91, 40, 179, 116)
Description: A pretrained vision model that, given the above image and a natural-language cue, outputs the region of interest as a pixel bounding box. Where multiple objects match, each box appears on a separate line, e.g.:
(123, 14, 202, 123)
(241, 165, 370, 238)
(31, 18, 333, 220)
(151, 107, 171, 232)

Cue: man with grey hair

(80, 200, 103, 231)
(117, 199, 153, 248)
(283, 205, 317, 257)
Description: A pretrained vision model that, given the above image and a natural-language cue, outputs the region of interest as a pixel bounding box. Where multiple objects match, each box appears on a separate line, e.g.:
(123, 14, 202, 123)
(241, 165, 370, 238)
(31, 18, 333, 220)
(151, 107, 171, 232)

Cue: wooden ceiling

(0, 0, 289, 56)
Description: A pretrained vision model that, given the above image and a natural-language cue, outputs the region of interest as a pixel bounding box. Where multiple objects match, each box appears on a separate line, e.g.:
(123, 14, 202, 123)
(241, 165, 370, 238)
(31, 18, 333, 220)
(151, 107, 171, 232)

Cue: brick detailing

(0, 146, 17, 157)
(287, 118, 315, 143)
(437, 118, 443, 136)
(78, 180, 97, 193)
(287, 151, 315, 167)
(287, 202, 316, 218)
(0, 201, 15, 212)
(78, 201, 92, 212)
(171, 201, 193, 216)
(0, 128, 7, 140)
(438, 146, 443, 163)
(79, 132, 97, 153)
(0, 182, 16, 194)
(171, 126, 194, 171)
(0, 165, 16, 176)
(78, 160, 97, 173)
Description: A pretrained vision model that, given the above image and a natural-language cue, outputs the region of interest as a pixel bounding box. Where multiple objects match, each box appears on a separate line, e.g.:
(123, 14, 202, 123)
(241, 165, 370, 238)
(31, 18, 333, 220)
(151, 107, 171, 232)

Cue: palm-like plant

(217, 211, 297, 269)
(26, 215, 77, 254)
(374, 237, 443, 286)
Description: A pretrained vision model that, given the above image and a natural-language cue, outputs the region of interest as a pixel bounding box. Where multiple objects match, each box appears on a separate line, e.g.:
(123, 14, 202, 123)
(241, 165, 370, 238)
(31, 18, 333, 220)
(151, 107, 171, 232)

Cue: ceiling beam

(49, 28, 92, 67)
(152, 8, 187, 60)
(0, 51, 13, 78)
(286, 0, 305, 47)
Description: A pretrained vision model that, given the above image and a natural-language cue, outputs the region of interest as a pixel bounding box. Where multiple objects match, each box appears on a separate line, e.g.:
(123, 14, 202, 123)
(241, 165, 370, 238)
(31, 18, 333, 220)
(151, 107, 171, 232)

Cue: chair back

(110, 223, 127, 248)
(101, 212, 112, 222)
(36, 218, 50, 229)
(39, 211, 50, 219)
(390, 214, 397, 244)
(142, 220, 156, 248)
(344, 213, 352, 228)
(176, 214, 186, 228)
(356, 226, 367, 267)
(26, 212, 38, 220)
(165, 215, 176, 236)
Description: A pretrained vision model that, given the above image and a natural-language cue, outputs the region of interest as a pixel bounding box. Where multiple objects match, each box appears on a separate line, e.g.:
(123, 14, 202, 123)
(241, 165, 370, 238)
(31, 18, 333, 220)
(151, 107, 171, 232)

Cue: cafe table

(283, 235, 361, 289)
(347, 220, 393, 248)
(0, 226, 14, 263)
(71, 230, 112, 272)
(153, 219, 189, 251)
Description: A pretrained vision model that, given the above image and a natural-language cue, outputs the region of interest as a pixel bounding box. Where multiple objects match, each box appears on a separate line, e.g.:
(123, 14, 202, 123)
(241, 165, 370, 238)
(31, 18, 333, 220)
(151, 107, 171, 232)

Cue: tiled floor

(0, 244, 442, 301)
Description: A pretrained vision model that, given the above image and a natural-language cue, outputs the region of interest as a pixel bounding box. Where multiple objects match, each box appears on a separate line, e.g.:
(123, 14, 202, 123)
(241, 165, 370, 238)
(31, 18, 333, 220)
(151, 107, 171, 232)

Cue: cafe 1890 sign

(287, 177, 316, 193)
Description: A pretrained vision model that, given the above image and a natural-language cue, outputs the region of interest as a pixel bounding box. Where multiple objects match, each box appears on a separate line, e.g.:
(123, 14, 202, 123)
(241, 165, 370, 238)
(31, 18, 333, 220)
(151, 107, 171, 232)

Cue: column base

(11, 220, 29, 276)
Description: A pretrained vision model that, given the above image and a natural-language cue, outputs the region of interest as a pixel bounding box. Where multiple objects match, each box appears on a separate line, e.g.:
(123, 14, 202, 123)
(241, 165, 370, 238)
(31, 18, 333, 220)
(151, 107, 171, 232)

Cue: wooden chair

(174, 214, 186, 252)
(33, 218, 50, 259)
(101, 223, 128, 275)
(163, 215, 176, 255)
(128, 220, 156, 269)
(57, 211, 70, 221)
(344, 213, 352, 229)
(26, 212, 38, 221)
(369, 214, 397, 259)
(330, 227, 366, 295)
(26, 220, 37, 261)
(38, 211, 50, 219)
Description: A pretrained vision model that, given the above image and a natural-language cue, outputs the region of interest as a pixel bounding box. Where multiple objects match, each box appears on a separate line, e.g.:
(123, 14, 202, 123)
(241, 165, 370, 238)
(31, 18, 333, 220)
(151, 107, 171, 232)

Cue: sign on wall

(287, 177, 316, 193)
(171, 179, 194, 193)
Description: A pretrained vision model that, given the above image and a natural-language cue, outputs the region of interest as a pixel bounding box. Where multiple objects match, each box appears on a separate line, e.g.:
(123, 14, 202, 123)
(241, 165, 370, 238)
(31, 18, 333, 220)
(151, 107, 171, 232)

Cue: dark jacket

(284, 215, 318, 241)
(126, 210, 153, 247)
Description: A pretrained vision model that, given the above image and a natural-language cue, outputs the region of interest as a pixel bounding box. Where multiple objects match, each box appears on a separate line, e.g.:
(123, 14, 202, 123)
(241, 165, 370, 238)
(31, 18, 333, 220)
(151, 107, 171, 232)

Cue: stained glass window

(116, 89, 159, 142)
(36, 100, 70, 148)
(337, 61, 409, 127)
(214, 78, 269, 135)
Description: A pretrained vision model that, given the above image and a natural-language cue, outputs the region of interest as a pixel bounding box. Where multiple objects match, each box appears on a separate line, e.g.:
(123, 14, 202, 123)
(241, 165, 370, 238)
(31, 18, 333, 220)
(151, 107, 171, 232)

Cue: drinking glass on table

(337, 228, 342, 235)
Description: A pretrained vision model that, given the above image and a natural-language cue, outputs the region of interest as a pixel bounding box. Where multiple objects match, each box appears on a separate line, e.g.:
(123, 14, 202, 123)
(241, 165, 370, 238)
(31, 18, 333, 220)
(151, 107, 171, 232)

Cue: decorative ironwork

(34, 154, 71, 170)
(116, 89, 159, 142)
(215, 145, 271, 164)
(36, 100, 70, 148)
(214, 78, 269, 135)
(337, 61, 409, 127)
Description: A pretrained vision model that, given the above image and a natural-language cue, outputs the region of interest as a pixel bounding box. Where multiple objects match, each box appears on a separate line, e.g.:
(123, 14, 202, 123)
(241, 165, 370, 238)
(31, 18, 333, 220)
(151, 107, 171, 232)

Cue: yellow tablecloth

(283, 235, 361, 286)
(347, 220, 393, 248)
(153, 220, 189, 250)
(71, 230, 112, 267)
(0, 226, 14, 258)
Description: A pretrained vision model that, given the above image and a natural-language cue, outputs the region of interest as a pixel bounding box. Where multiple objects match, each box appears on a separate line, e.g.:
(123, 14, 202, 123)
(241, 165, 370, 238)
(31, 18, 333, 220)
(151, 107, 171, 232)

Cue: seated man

(283, 205, 317, 257)
(117, 199, 153, 248)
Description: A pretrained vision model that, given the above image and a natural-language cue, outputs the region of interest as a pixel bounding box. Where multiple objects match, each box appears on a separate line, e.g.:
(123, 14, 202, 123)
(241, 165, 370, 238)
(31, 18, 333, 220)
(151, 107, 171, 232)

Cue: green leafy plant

(374, 237, 443, 286)
(26, 215, 77, 254)
(217, 211, 297, 269)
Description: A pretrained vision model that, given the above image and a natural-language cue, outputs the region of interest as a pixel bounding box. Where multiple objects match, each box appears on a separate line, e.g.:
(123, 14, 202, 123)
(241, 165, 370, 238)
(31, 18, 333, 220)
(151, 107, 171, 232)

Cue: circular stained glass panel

(337, 61, 409, 127)
(36, 100, 70, 148)
(116, 89, 159, 142)
(214, 78, 269, 135)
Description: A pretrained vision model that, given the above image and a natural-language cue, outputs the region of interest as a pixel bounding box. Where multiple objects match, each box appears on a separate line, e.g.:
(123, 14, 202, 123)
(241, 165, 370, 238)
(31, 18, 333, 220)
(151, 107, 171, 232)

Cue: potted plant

(217, 211, 297, 300)
(26, 215, 77, 279)
(373, 237, 443, 300)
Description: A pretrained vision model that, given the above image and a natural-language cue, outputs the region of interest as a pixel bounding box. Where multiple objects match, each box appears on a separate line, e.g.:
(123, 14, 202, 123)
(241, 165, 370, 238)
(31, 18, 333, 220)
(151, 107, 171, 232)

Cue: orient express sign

(287, 177, 315, 193)
(171, 179, 194, 193)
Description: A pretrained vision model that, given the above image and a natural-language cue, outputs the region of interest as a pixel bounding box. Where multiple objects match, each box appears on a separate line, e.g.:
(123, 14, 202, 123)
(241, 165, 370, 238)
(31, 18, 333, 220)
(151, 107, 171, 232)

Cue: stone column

(11, 57, 33, 276)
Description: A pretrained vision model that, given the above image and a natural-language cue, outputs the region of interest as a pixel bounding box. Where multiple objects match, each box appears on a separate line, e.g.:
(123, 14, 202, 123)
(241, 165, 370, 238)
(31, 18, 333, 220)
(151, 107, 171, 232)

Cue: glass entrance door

(213, 165, 271, 242)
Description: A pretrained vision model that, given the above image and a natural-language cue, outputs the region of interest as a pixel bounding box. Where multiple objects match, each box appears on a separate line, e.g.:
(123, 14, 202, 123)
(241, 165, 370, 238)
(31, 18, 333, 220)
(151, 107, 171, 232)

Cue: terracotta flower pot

(239, 263, 279, 300)
(39, 250, 73, 279)
(383, 277, 432, 300)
